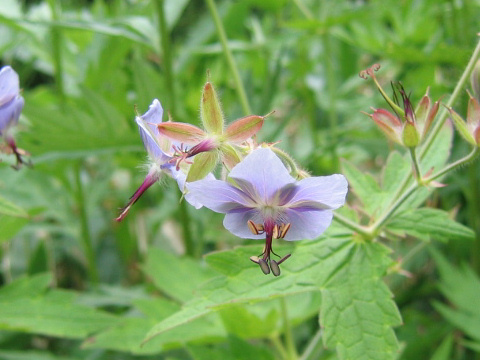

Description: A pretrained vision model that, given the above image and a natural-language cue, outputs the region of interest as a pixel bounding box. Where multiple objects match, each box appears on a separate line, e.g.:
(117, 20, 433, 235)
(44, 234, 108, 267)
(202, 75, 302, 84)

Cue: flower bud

(402, 121, 420, 148)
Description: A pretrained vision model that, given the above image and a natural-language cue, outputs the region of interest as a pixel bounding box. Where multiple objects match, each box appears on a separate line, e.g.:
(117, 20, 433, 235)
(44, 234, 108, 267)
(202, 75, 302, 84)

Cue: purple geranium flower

(116, 99, 204, 221)
(0, 65, 26, 167)
(187, 148, 348, 276)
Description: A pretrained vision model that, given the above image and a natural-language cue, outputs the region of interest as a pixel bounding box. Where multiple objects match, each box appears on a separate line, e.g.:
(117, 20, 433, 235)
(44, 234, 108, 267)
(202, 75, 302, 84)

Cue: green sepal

(219, 143, 242, 170)
(186, 150, 220, 182)
(200, 82, 224, 135)
(448, 107, 476, 145)
(402, 122, 420, 148)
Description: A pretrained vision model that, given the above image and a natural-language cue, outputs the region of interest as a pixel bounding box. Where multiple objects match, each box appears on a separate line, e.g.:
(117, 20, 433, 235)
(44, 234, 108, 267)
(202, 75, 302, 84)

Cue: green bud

(402, 121, 420, 148)
(448, 107, 477, 146)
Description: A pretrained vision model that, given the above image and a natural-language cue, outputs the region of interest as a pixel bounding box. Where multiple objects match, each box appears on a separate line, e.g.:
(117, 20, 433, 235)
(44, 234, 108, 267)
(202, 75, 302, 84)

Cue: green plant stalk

(270, 335, 289, 360)
(409, 147, 422, 183)
(292, 0, 314, 19)
(373, 38, 480, 231)
(205, 0, 252, 115)
(333, 212, 373, 239)
(299, 329, 323, 360)
(427, 146, 479, 182)
(371, 147, 479, 233)
(74, 162, 98, 284)
(421, 37, 480, 157)
(280, 298, 298, 360)
(47, 0, 65, 107)
(155, 0, 195, 256)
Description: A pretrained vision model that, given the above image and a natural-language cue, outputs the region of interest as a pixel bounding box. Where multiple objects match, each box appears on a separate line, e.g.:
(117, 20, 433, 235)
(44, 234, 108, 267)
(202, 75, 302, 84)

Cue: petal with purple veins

(282, 208, 333, 241)
(187, 179, 254, 213)
(228, 148, 295, 204)
(0, 66, 20, 106)
(223, 208, 264, 239)
(283, 174, 348, 210)
(0, 96, 24, 134)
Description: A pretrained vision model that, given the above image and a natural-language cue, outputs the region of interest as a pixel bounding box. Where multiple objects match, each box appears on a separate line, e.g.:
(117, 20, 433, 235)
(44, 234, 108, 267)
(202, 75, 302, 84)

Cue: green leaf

(0, 195, 27, 217)
(142, 248, 218, 303)
(188, 336, 275, 360)
(320, 242, 401, 360)
(0, 273, 118, 339)
(431, 249, 480, 342)
(430, 334, 453, 360)
(386, 208, 475, 242)
(143, 236, 401, 359)
(342, 160, 386, 216)
(83, 298, 226, 355)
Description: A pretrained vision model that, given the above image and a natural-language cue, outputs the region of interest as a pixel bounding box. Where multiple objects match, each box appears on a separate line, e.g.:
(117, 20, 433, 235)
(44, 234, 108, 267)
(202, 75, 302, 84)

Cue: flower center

(248, 219, 291, 276)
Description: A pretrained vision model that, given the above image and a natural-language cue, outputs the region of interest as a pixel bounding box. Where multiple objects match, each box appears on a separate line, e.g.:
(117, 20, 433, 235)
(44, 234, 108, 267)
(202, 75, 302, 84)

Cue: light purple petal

(186, 178, 254, 213)
(283, 174, 348, 210)
(223, 209, 264, 239)
(228, 148, 295, 204)
(0, 96, 24, 134)
(174, 171, 215, 209)
(0, 66, 20, 106)
(282, 208, 333, 241)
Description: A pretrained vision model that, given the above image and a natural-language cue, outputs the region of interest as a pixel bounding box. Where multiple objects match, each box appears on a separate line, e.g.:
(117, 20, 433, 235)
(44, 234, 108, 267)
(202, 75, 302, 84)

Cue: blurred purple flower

(187, 148, 348, 275)
(0, 65, 26, 167)
(116, 99, 205, 222)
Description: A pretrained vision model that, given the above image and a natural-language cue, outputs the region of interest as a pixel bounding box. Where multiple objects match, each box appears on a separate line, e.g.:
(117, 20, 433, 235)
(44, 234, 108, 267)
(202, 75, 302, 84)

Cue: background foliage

(1, 0, 480, 359)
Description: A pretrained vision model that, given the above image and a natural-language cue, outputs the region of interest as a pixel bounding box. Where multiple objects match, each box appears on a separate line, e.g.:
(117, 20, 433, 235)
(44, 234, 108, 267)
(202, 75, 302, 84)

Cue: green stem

(299, 329, 323, 360)
(292, 0, 314, 19)
(420, 38, 480, 157)
(270, 335, 289, 360)
(280, 298, 298, 360)
(409, 147, 422, 183)
(426, 146, 479, 182)
(47, 0, 65, 107)
(205, 0, 252, 115)
(333, 212, 373, 239)
(369, 39, 480, 234)
(155, 0, 176, 116)
(370, 184, 418, 234)
(74, 162, 98, 284)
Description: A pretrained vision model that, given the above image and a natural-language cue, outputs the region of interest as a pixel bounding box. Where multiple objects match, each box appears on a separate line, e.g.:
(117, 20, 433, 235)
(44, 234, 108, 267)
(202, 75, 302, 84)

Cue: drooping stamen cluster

(248, 219, 292, 276)
(168, 138, 218, 171)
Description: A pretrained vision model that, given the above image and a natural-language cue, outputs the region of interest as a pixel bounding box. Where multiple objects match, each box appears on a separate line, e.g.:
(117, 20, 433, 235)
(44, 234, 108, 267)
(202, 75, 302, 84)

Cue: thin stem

(421, 37, 480, 157)
(401, 242, 427, 266)
(280, 298, 298, 360)
(409, 147, 422, 183)
(299, 329, 323, 360)
(205, 0, 252, 115)
(270, 335, 289, 360)
(333, 212, 373, 239)
(74, 162, 98, 284)
(47, 0, 65, 107)
(370, 184, 418, 234)
(292, 0, 314, 19)
(426, 146, 479, 182)
(155, 0, 176, 116)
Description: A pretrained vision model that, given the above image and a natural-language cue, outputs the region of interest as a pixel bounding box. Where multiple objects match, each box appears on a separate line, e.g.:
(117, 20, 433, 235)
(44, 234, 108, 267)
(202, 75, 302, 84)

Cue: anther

(258, 259, 270, 275)
(278, 223, 291, 239)
(270, 260, 281, 276)
(272, 224, 279, 239)
(247, 220, 264, 235)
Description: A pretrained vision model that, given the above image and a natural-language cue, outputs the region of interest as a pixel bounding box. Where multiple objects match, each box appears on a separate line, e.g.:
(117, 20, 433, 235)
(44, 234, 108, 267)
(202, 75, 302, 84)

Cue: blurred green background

(1, 0, 480, 359)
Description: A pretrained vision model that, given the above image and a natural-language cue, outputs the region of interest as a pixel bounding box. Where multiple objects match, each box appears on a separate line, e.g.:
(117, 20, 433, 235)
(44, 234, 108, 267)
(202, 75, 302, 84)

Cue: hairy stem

(205, 0, 252, 115)
(426, 146, 479, 182)
(333, 212, 373, 239)
(409, 147, 422, 183)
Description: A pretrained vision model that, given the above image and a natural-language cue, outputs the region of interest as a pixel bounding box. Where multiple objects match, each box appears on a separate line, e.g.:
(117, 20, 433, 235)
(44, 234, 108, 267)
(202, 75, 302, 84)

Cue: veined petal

(228, 148, 295, 204)
(0, 66, 20, 106)
(135, 100, 172, 163)
(282, 208, 333, 241)
(186, 178, 254, 213)
(223, 209, 264, 239)
(0, 96, 24, 134)
(174, 170, 215, 209)
(283, 174, 348, 210)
